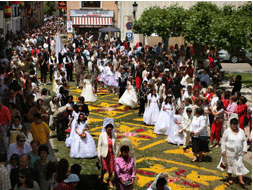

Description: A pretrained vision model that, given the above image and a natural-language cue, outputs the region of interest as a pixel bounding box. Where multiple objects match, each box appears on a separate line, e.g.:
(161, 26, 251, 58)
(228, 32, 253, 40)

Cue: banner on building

(58, 1, 66, 9)
(67, 20, 73, 33)
(10, 1, 20, 4)
(4, 5, 11, 18)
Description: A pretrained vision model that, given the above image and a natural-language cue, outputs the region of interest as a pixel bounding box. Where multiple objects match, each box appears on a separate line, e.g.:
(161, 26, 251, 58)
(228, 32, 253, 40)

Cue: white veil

(102, 118, 115, 133)
(150, 173, 169, 189)
(229, 113, 239, 128)
(116, 137, 135, 161)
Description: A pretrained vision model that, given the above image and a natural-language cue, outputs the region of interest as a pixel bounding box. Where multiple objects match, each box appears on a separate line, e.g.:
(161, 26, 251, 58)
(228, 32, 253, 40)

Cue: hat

(63, 174, 80, 183)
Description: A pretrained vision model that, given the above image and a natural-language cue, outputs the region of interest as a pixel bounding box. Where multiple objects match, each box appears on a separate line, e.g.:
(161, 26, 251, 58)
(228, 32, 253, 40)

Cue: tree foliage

(44, 1, 56, 16)
(182, 2, 220, 48)
(133, 5, 186, 50)
(133, 1, 252, 60)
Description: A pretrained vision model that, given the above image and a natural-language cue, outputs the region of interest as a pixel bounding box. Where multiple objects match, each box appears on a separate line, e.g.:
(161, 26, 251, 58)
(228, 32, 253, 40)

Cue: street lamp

(132, 2, 138, 19)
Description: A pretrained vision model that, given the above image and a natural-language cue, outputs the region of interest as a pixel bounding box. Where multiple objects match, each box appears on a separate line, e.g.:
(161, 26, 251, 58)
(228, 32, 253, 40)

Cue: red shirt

(187, 67, 194, 78)
(222, 99, 230, 109)
(193, 83, 202, 92)
(0, 105, 11, 125)
(205, 92, 214, 102)
(56, 182, 75, 190)
(208, 57, 214, 69)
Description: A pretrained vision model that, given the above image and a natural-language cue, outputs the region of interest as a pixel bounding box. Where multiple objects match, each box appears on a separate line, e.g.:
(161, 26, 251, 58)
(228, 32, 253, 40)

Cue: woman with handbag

(97, 118, 118, 189)
(217, 117, 248, 187)
(190, 108, 209, 162)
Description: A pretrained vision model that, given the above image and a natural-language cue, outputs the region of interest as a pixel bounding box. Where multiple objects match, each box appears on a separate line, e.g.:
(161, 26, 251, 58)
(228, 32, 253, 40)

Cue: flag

(55, 31, 63, 60)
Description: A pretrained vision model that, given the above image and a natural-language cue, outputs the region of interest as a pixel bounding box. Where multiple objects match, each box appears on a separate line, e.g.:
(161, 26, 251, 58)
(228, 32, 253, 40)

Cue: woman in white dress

(105, 64, 118, 89)
(154, 96, 174, 135)
(70, 113, 97, 158)
(167, 107, 184, 145)
(143, 89, 160, 125)
(217, 117, 248, 186)
(80, 74, 97, 103)
(118, 78, 138, 109)
(65, 105, 83, 147)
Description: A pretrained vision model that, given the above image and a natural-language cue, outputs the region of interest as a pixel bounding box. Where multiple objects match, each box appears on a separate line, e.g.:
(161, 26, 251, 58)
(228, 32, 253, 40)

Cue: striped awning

(72, 17, 113, 26)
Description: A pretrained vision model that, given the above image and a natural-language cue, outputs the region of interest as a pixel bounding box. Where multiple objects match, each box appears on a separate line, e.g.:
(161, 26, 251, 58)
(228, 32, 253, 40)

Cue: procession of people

(0, 15, 251, 190)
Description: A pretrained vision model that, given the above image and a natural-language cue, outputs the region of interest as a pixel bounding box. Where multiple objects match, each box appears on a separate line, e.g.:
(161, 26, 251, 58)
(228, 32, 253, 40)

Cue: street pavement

(221, 62, 252, 73)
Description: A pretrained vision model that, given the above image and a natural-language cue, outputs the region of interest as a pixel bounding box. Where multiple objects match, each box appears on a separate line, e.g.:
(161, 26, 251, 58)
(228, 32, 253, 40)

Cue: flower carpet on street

(52, 87, 252, 190)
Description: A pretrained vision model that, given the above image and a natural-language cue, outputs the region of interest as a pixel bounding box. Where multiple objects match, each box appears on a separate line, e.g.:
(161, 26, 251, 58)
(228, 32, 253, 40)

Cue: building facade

(0, 1, 44, 36)
(66, 1, 118, 38)
(117, 1, 248, 47)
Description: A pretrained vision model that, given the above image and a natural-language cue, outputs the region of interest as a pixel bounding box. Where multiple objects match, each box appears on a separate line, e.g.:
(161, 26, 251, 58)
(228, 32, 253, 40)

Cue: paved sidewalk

(219, 79, 252, 103)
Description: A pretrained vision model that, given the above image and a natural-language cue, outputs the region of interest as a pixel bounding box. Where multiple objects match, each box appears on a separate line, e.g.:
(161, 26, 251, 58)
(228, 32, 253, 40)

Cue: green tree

(182, 2, 221, 62)
(44, 1, 56, 16)
(211, 2, 252, 61)
(133, 5, 186, 51)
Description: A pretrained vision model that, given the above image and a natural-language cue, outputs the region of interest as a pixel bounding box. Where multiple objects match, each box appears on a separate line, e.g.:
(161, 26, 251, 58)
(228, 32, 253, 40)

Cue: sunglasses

(19, 140, 26, 142)
(18, 176, 26, 179)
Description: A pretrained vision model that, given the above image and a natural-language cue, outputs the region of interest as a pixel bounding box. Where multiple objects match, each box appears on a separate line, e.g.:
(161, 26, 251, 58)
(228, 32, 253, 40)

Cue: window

(81, 1, 101, 8)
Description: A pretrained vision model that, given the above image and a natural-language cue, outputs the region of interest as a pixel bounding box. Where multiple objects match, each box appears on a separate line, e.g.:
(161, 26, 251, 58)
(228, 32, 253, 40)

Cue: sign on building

(70, 9, 114, 17)
(126, 32, 133, 42)
(67, 20, 73, 33)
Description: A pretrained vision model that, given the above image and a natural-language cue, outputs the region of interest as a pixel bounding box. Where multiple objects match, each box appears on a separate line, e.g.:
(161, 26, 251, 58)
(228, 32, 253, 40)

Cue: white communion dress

(80, 79, 97, 102)
(65, 111, 80, 148)
(70, 120, 97, 159)
(143, 94, 160, 125)
(154, 102, 174, 135)
(118, 81, 138, 109)
(217, 127, 249, 175)
(167, 114, 184, 145)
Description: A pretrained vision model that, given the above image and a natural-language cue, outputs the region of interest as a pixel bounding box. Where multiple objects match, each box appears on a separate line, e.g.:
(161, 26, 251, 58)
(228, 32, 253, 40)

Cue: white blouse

(189, 115, 207, 137)
(221, 128, 247, 157)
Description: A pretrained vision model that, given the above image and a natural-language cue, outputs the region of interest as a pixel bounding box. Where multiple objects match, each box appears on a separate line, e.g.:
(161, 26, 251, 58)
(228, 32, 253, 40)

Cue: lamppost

(132, 2, 138, 19)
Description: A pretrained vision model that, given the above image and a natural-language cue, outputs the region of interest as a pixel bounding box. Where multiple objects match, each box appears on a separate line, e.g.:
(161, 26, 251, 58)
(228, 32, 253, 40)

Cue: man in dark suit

(61, 89, 69, 106)
(118, 71, 128, 99)
(78, 96, 89, 116)
(4, 88, 22, 112)
(75, 35, 83, 48)
(10, 154, 39, 189)
(138, 81, 148, 117)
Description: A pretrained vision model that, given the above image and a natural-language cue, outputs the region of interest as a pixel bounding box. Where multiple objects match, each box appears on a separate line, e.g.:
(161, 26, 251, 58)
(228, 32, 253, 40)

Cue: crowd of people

(0, 17, 252, 190)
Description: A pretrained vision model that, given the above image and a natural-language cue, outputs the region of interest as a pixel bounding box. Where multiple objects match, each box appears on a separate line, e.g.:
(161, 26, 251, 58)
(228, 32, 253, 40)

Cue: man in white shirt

(180, 70, 190, 87)
(182, 85, 193, 102)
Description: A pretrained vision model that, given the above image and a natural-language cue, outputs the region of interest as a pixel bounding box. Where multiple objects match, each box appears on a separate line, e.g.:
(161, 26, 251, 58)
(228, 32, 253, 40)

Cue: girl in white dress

(118, 78, 138, 109)
(143, 89, 160, 125)
(217, 117, 249, 186)
(167, 107, 184, 145)
(105, 64, 118, 89)
(80, 74, 97, 103)
(154, 96, 174, 135)
(65, 105, 82, 147)
(70, 113, 97, 158)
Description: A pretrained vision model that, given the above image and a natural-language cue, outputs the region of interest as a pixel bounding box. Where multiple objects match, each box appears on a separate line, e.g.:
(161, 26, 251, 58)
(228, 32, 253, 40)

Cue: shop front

(70, 9, 114, 40)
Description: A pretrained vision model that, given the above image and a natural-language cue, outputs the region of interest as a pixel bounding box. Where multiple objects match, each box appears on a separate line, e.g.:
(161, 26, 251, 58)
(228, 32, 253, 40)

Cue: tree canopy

(133, 5, 186, 50)
(44, 1, 56, 16)
(133, 2, 252, 59)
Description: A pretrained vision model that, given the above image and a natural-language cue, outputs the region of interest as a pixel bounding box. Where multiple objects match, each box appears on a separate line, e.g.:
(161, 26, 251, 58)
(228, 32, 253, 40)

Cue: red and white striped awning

(72, 17, 113, 26)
